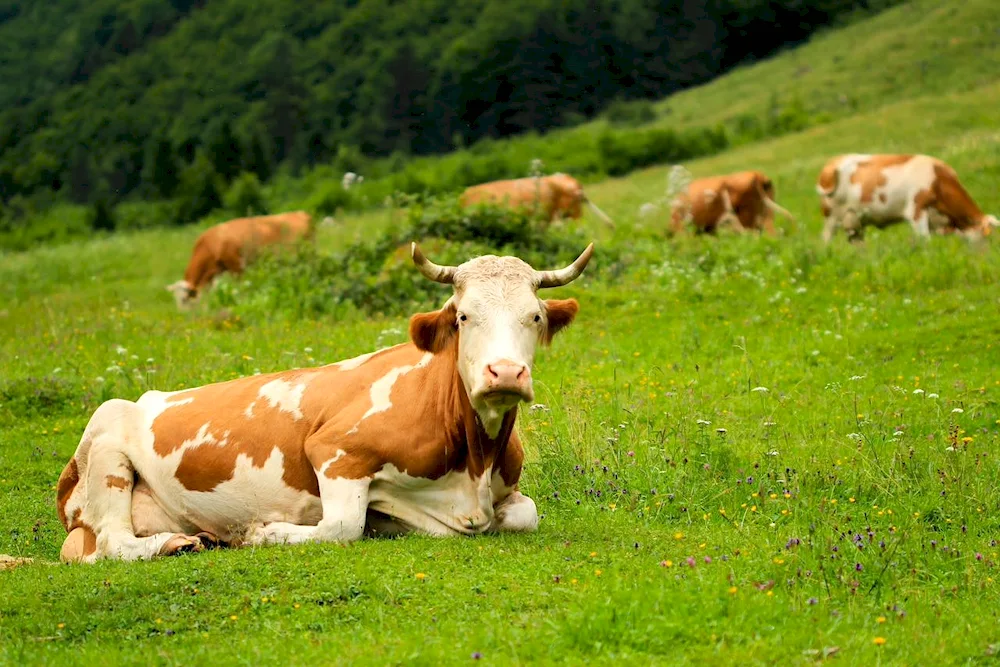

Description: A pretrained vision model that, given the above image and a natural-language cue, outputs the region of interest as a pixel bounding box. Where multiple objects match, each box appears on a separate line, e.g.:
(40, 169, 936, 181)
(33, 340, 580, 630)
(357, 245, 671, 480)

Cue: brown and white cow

(816, 153, 999, 243)
(460, 173, 615, 228)
(166, 211, 316, 309)
(57, 243, 594, 563)
(670, 170, 796, 236)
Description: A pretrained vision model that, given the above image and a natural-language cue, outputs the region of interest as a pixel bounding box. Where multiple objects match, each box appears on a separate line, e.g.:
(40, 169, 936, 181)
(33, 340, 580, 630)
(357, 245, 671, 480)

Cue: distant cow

(166, 211, 315, 309)
(460, 173, 615, 228)
(816, 154, 999, 242)
(57, 242, 593, 562)
(670, 170, 796, 236)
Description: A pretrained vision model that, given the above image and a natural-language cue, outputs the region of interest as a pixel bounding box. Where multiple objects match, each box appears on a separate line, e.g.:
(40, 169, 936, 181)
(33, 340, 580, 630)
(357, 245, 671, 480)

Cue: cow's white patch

(249, 473, 369, 546)
(257, 374, 316, 421)
(367, 463, 494, 535)
(328, 343, 405, 372)
(347, 353, 433, 433)
(244, 401, 256, 419)
(318, 449, 347, 477)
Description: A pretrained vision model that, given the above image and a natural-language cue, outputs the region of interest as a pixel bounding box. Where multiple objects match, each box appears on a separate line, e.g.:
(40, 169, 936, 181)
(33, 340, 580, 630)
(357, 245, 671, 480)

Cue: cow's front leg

(249, 475, 370, 546)
(491, 491, 539, 533)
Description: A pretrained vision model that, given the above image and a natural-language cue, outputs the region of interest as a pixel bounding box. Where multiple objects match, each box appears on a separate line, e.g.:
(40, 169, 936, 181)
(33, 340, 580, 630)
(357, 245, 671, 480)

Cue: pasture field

(4, 21, 1000, 667)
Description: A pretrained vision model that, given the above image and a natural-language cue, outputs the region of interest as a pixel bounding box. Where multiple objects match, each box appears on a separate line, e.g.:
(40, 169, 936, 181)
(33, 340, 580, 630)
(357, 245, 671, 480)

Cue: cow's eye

(533, 314, 542, 323)
(458, 313, 468, 323)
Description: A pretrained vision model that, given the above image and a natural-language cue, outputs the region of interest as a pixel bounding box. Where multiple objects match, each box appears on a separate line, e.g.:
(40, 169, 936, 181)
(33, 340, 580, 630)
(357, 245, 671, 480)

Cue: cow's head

(409, 242, 592, 436)
(165, 280, 198, 309)
(982, 214, 1000, 237)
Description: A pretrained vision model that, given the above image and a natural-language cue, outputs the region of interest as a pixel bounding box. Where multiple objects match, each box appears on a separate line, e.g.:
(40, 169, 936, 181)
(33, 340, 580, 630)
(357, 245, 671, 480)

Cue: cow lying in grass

(460, 174, 615, 228)
(57, 242, 594, 562)
(816, 153, 999, 242)
(165, 211, 316, 309)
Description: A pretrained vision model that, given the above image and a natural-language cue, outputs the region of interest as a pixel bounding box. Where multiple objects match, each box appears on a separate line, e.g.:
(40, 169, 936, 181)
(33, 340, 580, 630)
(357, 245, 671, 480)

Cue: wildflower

(661, 560, 673, 568)
(472, 652, 482, 660)
(855, 563, 863, 572)
(703, 556, 712, 564)
(807, 597, 818, 605)
(696, 419, 712, 426)
(751, 386, 769, 393)
(928, 393, 939, 399)
(415, 573, 426, 580)
(594, 569, 602, 576)
(116, 345, 127, 356)
(686, 557, 696, 567)
(877, 616, 886, 624)
(728, 586, 738, 594)
(674, 532, 684, 540)
(57, 623, 65, 629)
(952, 408, 964, 414)
(716, 428, 727, 435)
(873, 637, 886, 646)
(229, 615, 237, 621)
(530, 403, 550, 412)
(912, 389, 924, 395)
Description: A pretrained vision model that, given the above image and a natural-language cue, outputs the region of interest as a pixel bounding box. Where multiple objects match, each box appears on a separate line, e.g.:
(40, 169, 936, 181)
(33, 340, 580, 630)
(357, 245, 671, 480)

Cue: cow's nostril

(487, 365, 500, 379)
(516, 366, 527, 380)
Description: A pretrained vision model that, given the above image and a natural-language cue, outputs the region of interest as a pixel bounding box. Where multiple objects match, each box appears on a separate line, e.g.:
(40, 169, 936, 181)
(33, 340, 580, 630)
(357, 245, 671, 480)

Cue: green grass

(4, 3, 1000, 664)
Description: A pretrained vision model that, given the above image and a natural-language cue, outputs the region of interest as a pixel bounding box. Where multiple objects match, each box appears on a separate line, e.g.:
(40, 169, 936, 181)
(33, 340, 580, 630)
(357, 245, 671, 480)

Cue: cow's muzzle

(479, 359, 533, 405)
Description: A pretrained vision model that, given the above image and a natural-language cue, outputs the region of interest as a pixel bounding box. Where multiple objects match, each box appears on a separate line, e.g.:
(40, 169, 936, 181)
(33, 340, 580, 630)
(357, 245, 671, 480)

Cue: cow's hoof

(159, 534, 204, 557)
(195, 531, 223, 549)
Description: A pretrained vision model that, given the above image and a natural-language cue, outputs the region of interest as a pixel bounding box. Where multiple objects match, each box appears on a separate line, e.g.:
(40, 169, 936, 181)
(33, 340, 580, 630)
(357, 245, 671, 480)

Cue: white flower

(696, 419, 712, 426)
(52, 367, 62, 374)
(116, 345, 127, 356)
(849, 375, 866, 381)
(106, 365, 121, 374)
(751, 386, 769, 393)
(846, 433, 862, 441)
(767, 450, 779, 457)
(146, 358, 155, 364)
(893, 430, 904, 437)
(95, 376, 105, 383)
(796, 287, 807, 294)
(764, 420, 777, 427)
(952, 408, 964, 414)
(304, 347, 313, 354)
(716, 428, 727, 435)
(811, 350, 820, 356)
(928, 393, 939, 399)
(638, 202, 659, 218)
(530, 403, 550, 412)
(913, 389, 924, 395)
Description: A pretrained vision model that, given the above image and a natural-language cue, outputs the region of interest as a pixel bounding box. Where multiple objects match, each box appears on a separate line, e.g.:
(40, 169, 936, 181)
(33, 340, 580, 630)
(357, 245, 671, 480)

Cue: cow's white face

(165, 280, 198, 310)
(409, 246, 591, 437)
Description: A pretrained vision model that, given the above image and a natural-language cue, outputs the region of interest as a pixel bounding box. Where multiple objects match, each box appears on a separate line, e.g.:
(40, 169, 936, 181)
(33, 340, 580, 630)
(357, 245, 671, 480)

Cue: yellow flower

(873, 637, 886, 646)
(849, 497, 856, 503)
(674, 532, 684, 540)
(590, 551, 598, 557)
(728, 586, 738, 595)
(57, 623, 65, 629)
(230, 615, 238, 621)
(773, 557, 785, 564)
(877, 616, 886, 624)
(415, 573, 426, 580)
(594, 569, 602, 576)
(663, 560, 673, 568)
(294, 603, 301, 609)
(571, 578, 578, 584)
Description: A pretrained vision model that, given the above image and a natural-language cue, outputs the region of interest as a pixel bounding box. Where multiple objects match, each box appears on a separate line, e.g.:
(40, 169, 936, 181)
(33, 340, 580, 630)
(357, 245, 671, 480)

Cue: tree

(175, 151, 222, 225)
(203, 119, 242, 181)
(143, 136, 179, 199)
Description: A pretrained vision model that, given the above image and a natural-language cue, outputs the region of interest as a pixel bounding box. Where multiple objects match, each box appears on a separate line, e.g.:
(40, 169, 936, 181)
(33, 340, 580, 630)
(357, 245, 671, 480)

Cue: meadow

(3, 4, 1000, 666)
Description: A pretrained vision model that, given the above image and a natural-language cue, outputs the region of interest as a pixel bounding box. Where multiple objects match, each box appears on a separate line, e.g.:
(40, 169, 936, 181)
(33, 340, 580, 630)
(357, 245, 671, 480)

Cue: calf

(816, 154, 999, 242)
(57, 243, 594, 562)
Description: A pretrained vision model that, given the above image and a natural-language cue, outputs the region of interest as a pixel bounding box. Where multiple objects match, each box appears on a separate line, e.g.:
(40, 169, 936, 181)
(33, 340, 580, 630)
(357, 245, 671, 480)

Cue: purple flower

(855, 563, 863, 572)
(627, 450, 635, 457)
(472, 653, 482, 660)
(976, 553, 984, 561)
(686, 557, 697, 567)
(807, 597, 818, 605)
(703, 556, 712, 564)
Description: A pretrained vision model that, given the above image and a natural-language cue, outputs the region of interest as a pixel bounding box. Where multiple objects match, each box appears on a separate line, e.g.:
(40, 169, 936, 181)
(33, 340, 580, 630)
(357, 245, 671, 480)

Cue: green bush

(207, 197, 618, 321)
(604, 98, 658, 127)
(174, 153, 224, 226)
(86, 198, 117, 232)
(223, 172, 268, 217)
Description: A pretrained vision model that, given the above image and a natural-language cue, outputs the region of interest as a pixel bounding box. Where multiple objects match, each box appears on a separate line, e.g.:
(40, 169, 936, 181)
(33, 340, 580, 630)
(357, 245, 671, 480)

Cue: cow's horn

(536, 243, 595, 288)
(411, 242, 457, 284)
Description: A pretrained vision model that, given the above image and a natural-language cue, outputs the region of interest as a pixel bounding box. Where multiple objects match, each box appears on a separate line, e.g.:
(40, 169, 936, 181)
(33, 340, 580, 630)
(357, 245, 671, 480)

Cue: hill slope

(0, 0, 895, 207)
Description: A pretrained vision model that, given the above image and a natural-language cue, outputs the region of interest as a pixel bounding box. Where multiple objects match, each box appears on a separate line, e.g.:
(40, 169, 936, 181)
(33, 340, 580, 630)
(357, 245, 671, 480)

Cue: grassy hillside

(3, 1, 1000, 663)
(0, 0, 891, 211)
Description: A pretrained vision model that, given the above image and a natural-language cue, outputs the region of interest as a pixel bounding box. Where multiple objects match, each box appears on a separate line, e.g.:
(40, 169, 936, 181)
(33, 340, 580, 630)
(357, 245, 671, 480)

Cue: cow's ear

(543, 298, 579, 345)
(410, 302, 458, 353)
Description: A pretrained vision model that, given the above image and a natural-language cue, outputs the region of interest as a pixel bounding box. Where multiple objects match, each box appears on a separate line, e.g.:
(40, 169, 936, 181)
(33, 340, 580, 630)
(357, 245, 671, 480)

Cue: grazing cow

(816, 154, 999, 242)
(460, 173, 615, 228)
(56, 243, 594, 563)
(165, 211, 316, 309)
(670, 170, 796, 236)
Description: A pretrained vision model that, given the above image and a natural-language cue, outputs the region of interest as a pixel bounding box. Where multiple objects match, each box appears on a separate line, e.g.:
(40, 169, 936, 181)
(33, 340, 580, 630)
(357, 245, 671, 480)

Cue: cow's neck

(434, 339, 518, 477)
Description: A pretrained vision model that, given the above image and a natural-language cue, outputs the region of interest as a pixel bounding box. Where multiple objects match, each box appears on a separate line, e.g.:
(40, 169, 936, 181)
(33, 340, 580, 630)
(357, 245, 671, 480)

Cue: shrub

(86, 198, 117, 232)
(223, 172, 268, 216)
(0, 375, 85, 422)
(604, 98, 658, 127)
(207, 196, 618, 321)
(174, 152, 223, 225)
